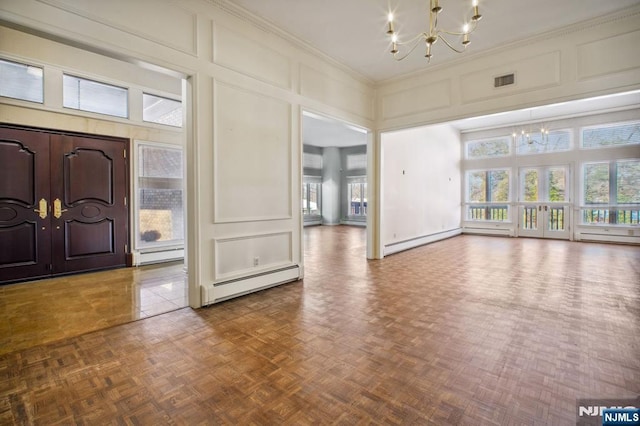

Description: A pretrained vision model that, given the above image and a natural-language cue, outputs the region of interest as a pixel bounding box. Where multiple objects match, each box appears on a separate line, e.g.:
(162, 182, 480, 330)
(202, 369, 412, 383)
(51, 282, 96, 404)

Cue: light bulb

(388, 12, 394, 22)
(463, 23, 469, 33)
(472, 0, 478, 6)
(392, 34, 398, 43)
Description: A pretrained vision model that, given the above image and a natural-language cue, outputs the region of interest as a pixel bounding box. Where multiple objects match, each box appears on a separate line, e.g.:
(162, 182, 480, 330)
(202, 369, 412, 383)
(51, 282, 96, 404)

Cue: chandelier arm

(438, 35, 466, 53)
(395, 32, 428, 46)
(392, 38, 424, 61)
(439, 20, 478, 36)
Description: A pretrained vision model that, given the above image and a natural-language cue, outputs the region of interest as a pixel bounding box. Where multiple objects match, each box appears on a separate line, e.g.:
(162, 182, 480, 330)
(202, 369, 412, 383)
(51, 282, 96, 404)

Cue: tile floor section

(0, 261, 186, 355)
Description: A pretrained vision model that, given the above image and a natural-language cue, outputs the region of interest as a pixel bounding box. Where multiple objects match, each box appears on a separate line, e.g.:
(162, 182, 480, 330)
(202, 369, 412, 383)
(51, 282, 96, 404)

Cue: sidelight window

(135, 142, 185, 249)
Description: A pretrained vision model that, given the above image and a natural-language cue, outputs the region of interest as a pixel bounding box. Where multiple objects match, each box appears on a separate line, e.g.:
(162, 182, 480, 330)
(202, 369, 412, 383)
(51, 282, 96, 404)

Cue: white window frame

(302, 176, 322, 217)
(133, 140, 185, 251)
(465, 136, 512, 160)
(347, 176, 367, 218)
(580, 158, 640, 226)
(464, 168, 512, 222)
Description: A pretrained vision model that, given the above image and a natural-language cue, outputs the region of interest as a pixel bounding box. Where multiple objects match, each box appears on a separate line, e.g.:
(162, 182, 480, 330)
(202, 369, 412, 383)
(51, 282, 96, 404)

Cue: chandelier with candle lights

(386, 0, 483, 62)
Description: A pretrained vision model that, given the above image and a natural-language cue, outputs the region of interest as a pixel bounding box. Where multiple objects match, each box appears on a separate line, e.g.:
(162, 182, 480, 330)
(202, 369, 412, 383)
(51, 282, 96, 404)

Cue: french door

(0, 126, 129, 283)
(518, 165, 571, 239)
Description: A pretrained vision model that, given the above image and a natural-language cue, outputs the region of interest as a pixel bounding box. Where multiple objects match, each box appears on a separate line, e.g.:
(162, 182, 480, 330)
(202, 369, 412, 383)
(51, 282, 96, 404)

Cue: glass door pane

(522, 168, 539, 202)
(546, 167, 567, 202)
(519, 168, 541, 235)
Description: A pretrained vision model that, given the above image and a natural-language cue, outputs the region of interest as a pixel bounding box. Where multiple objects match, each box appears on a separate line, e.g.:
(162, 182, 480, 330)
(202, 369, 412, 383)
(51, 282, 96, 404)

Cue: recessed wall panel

(381, 80, 451, 120)
(577, 30, 640, 80)
(215, 232, 292, 279)
(213, 82, 291, 222)
(461, 51, 561, 104)
(213, 23, 291, 89)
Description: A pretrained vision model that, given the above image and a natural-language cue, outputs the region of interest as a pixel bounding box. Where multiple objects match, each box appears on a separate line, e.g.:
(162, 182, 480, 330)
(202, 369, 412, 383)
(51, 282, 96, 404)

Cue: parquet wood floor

(1, 227, 639, 425)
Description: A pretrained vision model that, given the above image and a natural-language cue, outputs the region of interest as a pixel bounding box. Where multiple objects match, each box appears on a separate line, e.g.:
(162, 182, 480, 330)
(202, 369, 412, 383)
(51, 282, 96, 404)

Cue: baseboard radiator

(575, 229, 639, 244)
(201, 265, 301, 306)
(462, 226, 512, 237)
(384, 228, 461, 256)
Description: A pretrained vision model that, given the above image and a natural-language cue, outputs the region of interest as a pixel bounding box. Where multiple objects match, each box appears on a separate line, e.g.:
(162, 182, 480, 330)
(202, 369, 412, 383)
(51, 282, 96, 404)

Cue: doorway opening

(301, 110, 371, 268)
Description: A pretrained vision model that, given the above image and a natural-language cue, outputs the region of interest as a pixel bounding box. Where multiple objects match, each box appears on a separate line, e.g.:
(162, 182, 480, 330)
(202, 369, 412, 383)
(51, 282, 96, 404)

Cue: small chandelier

(512, 124, 550, 146)
(386, 0, 482, 62)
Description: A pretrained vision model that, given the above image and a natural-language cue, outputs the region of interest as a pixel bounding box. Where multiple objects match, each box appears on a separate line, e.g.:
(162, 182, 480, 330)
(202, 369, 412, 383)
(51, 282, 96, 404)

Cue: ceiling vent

(494, 73, 515, 88)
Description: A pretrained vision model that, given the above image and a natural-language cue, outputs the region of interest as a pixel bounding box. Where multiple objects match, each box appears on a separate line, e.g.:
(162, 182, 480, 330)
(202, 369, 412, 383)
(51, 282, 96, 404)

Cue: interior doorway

(301, 110, 371, 263)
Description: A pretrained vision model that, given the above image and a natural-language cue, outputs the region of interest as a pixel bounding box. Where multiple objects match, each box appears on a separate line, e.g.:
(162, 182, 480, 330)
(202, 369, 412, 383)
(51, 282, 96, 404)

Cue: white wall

(381, 124, 461, 255)
(0, 0, 375, 307)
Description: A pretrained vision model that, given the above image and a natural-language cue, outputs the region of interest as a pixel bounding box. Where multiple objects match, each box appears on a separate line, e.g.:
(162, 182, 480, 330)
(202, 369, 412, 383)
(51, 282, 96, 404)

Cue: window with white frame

(581, 159, 640, 225)
(582, 121, 640, 149)
(135, 142, 185, 249)
(347, 177, 367, 217)
(466, 137, 510, 159)
(346, 153, 367, 170)
(302, 178, 321, 216)
(143, 93, 183, 127)
(63, 74, 128, 118)
(516, 129, 572, 155)
(0, 58, 43, 103)
(465, 169, 510, 221)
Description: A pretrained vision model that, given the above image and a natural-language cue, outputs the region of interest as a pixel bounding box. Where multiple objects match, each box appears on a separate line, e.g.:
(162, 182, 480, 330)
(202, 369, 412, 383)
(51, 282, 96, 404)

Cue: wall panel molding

(212, 80, 292, 223)
(212, 22, 292, 90)
(381, 79, 451, 120)
(214, 231, 293, 280)
(577, 30, 640, 80)
(460, 51, 561, 104)
(36, 0, 198, 56)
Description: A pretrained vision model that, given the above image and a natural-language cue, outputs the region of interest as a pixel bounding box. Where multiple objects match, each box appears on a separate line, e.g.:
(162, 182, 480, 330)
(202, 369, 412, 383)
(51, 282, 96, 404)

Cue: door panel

(0, 128, 52, 282)
(51, 135, 127, 274)
(1, 127, 129, 284)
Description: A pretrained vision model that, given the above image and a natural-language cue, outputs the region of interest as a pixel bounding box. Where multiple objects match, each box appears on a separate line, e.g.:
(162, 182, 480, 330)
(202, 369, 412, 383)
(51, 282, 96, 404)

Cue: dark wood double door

(0, 126, 129, 283)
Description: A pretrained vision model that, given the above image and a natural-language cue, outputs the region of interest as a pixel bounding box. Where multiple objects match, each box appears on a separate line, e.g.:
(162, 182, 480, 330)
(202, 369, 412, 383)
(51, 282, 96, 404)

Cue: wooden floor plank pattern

(1, 227, 639, 425)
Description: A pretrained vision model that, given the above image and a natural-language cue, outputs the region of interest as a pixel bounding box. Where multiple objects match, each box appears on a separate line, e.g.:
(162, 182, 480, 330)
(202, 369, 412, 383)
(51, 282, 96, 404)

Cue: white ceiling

(222, 0, 640, 82)
(303, 111, 367, 148)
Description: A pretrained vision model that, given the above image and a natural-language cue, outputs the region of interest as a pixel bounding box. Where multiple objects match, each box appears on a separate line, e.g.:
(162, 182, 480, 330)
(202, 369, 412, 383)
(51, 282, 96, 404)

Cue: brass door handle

(54, 198, 68, 219)
(34, 198, 48, 219)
